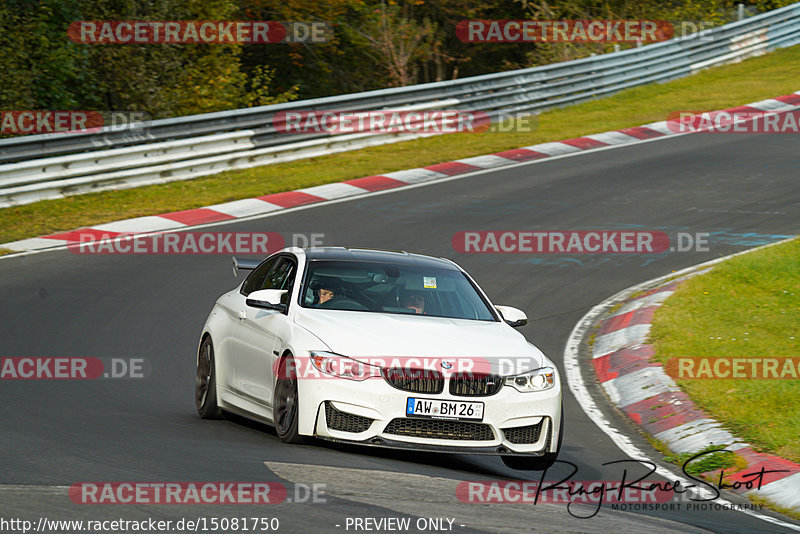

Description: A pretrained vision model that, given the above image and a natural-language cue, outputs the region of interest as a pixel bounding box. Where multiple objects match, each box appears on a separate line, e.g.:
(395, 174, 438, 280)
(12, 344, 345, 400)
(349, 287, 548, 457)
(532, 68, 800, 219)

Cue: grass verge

(649, 238, 800, 463)
(2, 45, 800, 245)
(662, 444, 747, 476)
(750, 495, 800, 521)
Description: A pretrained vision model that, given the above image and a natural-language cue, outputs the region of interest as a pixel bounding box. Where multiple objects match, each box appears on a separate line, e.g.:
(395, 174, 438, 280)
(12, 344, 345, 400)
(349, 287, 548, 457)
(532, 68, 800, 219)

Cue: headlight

(309, 351, 382, 381)
(505, 367, 556, 392)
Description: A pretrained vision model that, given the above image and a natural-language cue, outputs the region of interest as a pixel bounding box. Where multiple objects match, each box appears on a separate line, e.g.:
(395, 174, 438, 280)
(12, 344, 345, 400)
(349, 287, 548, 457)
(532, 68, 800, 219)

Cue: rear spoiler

(232, 257, 262, 278)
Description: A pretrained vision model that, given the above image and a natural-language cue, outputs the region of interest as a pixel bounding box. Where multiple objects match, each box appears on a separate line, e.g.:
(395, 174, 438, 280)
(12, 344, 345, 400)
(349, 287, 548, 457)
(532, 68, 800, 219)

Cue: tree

(345, 2, 436, 86)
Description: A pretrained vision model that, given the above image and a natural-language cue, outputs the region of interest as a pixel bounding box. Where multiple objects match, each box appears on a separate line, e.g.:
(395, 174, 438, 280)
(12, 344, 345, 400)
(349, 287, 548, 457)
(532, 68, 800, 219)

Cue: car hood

(293, 309, 547, 374)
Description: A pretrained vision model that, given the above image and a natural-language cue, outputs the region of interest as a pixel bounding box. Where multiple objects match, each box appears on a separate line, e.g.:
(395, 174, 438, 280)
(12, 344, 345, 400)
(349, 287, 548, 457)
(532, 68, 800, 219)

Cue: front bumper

(316, 435, 549, 456)
(297, 372, 562, 456)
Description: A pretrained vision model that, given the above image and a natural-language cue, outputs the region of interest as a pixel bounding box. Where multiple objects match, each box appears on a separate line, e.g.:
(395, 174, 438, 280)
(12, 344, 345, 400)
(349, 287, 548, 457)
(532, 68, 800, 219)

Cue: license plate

(405, 398, 484, 421)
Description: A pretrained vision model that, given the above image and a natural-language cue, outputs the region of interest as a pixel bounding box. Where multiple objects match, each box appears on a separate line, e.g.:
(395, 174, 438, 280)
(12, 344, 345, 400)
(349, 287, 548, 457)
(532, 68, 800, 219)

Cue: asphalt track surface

(1, 131, 799, 533)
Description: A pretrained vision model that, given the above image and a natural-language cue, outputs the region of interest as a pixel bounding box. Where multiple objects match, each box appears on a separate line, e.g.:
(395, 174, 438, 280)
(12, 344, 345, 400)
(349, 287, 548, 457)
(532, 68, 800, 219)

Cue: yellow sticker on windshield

(423, 276, 437, 289)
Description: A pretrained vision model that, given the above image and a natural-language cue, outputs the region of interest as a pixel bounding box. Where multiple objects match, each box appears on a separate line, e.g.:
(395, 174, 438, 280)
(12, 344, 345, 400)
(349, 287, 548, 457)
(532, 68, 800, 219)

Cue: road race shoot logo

(456, 20, 672, 43)
(0, 111, 149, 135)
(668, 110, 800, 134)
(458, 450, 782, 518)
(68, 21, 331, 44)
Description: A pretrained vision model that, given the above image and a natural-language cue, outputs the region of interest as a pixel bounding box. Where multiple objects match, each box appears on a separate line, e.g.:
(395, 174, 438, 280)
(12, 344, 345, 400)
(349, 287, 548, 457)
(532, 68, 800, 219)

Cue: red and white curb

(3, 90, 800, 254)
(577, 238, 800, 519)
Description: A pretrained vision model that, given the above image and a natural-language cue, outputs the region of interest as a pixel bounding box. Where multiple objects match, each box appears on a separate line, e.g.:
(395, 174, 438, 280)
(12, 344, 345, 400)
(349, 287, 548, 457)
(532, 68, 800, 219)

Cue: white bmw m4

(196, 247, 562, 469)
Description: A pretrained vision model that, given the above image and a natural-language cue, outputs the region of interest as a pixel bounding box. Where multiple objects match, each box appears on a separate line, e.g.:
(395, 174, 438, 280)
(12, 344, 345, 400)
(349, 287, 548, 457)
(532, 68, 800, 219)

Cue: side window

(240, 258, 277, 296)
(263, 258, 296, 292)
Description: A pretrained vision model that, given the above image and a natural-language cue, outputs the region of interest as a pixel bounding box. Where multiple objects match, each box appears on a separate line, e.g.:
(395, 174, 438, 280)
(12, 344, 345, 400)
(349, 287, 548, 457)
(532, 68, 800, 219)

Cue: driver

(404, 294, 425, 314)
(316, 286, 335, 305)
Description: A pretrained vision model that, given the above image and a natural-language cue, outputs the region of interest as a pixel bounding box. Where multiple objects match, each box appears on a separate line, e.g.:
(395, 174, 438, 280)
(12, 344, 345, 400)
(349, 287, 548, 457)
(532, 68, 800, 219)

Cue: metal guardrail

(1, 3, 799, 207)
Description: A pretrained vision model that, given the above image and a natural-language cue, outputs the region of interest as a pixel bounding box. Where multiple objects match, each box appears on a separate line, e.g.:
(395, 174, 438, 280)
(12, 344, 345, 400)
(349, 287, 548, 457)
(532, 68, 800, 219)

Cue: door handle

(238, 310, 247, 321)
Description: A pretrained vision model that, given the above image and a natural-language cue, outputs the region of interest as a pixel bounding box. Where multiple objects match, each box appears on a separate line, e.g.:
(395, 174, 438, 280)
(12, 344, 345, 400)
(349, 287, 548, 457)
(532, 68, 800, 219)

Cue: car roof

(302, 247, 460, 271)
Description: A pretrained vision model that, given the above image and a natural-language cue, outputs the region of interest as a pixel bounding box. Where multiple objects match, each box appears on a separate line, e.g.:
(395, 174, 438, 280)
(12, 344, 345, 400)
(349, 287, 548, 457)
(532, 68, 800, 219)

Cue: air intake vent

(325, 402, 374, 433)
(384, 418, 494, 441)
(502, 420, 545, 444)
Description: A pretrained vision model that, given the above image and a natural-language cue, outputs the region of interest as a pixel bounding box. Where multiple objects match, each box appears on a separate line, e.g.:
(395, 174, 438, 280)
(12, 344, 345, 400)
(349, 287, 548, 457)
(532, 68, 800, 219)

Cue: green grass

(645, 435, 672, 456)
(662, 444, 744, 476)
(2, 44, 800, 244)
(650, 238, 800, 463)
(750, 495, 800, 521)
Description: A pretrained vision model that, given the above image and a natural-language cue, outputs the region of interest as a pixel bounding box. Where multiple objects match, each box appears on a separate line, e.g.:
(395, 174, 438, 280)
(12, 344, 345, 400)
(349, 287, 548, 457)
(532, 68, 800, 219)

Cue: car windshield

(300, 260, 497, 321)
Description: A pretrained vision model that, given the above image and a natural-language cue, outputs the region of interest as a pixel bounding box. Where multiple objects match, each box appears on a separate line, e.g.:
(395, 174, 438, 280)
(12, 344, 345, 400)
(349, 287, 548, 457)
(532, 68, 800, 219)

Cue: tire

(273, 355, 304, 444)
(195, 336, 222, 419)
(501, 408, 563, 471)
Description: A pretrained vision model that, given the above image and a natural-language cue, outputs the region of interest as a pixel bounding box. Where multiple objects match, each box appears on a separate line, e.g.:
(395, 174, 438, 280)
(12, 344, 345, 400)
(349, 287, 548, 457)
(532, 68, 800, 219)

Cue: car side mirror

(246, 289, 288, 312)
(495, 305, 528, 328)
